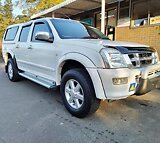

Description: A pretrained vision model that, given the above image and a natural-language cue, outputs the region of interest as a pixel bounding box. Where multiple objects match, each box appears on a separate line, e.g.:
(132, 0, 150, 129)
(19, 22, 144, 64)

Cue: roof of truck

(7, 17, 76, 29)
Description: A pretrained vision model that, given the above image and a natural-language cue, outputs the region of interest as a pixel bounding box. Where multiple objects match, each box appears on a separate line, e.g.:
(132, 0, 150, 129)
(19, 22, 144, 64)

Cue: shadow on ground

(0, 57, 159, 143)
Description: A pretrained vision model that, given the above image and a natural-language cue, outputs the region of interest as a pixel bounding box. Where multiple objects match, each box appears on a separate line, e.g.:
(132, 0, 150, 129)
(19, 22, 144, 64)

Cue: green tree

(36, 0, 63, 11)
(4, 0, 13, 19)
(0, 0, 64, 40)
(0, 0, 3, 14)
(3, 0, 13, 33)
(0, 0, 3, 40)
(17, 0, 64, 16)
(13, 14, 29, 24)
(0, 0, 13, 39)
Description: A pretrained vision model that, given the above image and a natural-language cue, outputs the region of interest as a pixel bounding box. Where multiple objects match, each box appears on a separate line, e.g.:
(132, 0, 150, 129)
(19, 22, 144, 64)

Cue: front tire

(7, 59, 20, 82)
(60, 69, 101, 118)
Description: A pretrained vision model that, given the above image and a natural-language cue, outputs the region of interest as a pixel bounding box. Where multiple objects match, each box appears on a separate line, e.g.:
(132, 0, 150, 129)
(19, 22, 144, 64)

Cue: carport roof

(31, 0, 122, 19)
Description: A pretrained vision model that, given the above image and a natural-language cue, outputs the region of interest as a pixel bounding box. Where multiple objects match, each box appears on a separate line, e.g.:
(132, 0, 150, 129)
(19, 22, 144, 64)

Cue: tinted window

(5, 26, 19, 41)
(51, 19, 109, 40)
(32, 22, 51, 42)
(19, 25, 31, 42)
(51, 19, 90, 39)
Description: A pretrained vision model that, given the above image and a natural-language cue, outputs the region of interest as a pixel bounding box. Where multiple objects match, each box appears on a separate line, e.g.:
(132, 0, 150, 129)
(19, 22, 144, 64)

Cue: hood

(60, 39, 155, 54)
(101, 40, 155, 54)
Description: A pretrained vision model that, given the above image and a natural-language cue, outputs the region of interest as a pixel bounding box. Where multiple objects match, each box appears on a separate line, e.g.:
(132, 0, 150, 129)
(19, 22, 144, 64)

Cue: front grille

(128, 52, 156, 68)
(139, 53, 152, 58)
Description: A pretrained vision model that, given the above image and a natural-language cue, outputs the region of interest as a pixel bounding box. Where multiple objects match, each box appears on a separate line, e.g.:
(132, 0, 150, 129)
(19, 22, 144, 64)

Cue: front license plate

(129, 83, 136, 92)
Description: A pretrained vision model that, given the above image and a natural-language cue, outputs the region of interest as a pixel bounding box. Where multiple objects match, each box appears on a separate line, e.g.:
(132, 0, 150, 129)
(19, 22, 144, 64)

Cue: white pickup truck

(2, 18, 160, 118)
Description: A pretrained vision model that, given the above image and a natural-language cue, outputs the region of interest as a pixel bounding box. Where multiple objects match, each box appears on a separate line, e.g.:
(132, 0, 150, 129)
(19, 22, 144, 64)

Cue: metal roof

(31, 0, 121, 19)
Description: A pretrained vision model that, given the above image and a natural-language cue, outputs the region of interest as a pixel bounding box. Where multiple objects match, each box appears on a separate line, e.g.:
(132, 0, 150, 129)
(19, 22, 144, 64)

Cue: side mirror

(35, 32, 54, 43)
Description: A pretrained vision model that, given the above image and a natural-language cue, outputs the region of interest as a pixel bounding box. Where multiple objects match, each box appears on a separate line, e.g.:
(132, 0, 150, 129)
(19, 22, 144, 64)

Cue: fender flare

(4, 49, 15, 65)
(4, 50, 19, 73)
(56, 53, 106, 99)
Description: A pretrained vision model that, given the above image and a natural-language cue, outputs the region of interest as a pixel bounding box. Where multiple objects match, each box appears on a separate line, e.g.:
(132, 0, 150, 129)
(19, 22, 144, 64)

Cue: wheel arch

(4, 50, 15, 65)
(4, 50, 19, 73)
(56, 53, 96, 84)
(56, 53, 106, 99)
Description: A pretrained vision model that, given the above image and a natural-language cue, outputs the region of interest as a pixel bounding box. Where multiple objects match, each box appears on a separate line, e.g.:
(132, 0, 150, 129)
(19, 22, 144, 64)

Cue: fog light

(112, 77, 128, 85)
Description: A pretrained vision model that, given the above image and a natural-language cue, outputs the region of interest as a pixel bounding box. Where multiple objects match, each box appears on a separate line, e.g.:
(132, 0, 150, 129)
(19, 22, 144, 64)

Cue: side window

(4, 26, 19, 41)
(32, 22, 52, 42)
(19, 25, 31, 42)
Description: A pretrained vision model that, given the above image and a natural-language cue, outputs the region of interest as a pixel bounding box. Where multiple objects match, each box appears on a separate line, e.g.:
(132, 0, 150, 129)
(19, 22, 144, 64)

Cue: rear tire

(60, 69, 101, 118)
(7, 58, 20, 82)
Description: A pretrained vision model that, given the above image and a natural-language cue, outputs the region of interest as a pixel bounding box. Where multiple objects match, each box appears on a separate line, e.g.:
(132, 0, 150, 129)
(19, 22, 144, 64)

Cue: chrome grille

(128, 52, 156, 68)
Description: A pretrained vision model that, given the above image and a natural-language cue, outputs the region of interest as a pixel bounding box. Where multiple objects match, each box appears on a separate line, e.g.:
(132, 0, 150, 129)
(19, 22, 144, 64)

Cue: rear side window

(4, 26, 19, 41)
(19, 25, 31, 42)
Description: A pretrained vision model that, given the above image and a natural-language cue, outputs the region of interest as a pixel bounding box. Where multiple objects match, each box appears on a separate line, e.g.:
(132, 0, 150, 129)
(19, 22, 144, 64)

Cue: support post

(101, 0, 106, 34)
(52, 12, 55, 18)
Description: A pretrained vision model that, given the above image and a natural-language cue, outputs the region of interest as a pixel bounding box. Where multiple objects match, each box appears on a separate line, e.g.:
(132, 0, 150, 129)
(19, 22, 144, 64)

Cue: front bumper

(98, 68, 140, 100)
(98, 62, 160, 100)
(136, 63, 160, 95)
(136, 76, 160, 95)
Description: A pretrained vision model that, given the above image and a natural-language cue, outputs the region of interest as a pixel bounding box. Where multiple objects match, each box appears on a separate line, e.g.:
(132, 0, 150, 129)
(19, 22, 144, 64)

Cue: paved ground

(0, 58, 159, 143)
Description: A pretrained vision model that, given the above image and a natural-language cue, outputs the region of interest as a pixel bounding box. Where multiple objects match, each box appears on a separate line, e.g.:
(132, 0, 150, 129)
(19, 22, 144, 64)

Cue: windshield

(51, 19, 110, 40)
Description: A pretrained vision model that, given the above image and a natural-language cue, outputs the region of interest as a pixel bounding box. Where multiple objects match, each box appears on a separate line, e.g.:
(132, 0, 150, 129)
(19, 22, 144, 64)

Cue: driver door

(26, 20, 57, 81)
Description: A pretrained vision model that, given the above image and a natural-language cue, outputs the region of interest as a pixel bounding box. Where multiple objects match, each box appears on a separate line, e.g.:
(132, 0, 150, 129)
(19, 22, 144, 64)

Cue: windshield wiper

(81, 36, 98, 39)
(101, 37, 110, 40)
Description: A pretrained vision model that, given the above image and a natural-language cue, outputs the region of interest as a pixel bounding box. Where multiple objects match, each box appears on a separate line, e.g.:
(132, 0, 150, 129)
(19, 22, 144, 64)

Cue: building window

(119, 0, 129, 19)
(119, 7, 129, 19)
(131, 0, 160, 27)
(80, 18, 94, 25)
(107, 8, 117, 28)
(150, 0, 160, 25)
(117, 1, 130, 27)
(95, 13, 101, 30)
(131, 0, 149, 27)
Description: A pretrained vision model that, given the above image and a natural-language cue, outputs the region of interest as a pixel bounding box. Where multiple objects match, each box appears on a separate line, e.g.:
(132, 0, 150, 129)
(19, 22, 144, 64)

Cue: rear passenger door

(15, 23, 32, 71)
(27, 20, 56, 80)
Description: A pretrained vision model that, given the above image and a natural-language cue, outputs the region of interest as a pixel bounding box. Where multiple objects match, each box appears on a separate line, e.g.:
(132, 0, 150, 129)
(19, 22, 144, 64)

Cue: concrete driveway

(0, 58, 159, 143)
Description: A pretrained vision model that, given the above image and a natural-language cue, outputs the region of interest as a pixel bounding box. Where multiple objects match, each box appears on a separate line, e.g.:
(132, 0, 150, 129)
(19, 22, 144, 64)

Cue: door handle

(28, 45, 33, 49)
(16, 45, 20, 48)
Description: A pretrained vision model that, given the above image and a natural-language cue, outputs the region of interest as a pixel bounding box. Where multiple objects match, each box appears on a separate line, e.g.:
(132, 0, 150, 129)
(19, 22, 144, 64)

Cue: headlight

(100, 48, 128, 68)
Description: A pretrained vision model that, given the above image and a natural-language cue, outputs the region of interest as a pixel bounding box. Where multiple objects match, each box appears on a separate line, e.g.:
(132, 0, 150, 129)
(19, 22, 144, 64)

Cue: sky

(2, 0, 23, 16)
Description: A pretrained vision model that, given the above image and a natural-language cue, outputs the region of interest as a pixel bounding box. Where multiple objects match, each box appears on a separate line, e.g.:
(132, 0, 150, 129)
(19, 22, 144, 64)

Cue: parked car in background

(2, 18, 160, 118)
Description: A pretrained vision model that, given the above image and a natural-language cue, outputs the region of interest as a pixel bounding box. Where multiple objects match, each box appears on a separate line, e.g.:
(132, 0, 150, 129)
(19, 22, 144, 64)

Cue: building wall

(115, 25, 160, 56)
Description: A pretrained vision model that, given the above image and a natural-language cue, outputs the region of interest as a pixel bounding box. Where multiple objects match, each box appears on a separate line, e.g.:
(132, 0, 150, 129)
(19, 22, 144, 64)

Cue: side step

(19, 72, 56, 89)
